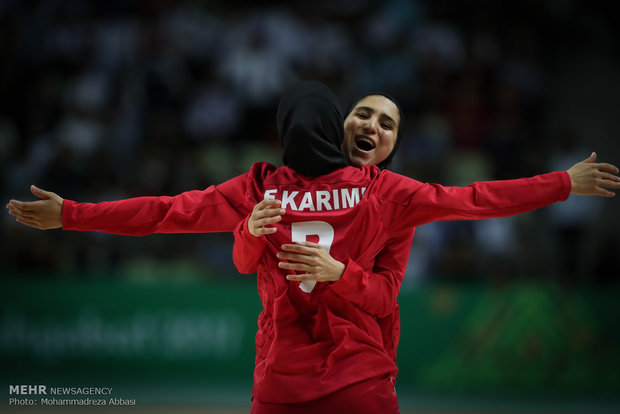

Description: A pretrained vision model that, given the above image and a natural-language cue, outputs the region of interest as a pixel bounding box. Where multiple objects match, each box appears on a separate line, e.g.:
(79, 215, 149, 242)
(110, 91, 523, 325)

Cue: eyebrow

(355, 106, 397, 125)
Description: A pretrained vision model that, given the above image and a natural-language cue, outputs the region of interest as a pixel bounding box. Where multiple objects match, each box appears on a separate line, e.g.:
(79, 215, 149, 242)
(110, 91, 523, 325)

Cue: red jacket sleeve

(61, 165, 272, 236)
(233, 216, 267, 274)
(381, 171, 572, 228)
(329, 171, 569, 318)
(329, 227, 414, 318)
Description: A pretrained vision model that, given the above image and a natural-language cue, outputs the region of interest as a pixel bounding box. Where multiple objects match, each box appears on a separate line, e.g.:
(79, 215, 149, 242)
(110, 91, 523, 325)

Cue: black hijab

(278, 81, 348, 177)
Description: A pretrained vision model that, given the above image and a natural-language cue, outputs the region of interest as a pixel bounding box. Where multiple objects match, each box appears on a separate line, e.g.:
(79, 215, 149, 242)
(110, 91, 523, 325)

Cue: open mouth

(355, 136, 376, 152)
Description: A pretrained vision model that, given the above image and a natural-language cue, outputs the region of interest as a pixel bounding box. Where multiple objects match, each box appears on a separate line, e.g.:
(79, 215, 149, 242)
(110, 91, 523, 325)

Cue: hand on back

(248, 199, 285, 237)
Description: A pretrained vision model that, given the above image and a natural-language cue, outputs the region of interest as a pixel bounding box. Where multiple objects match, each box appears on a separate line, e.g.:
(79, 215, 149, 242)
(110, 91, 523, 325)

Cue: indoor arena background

(1, 1, 619, 413)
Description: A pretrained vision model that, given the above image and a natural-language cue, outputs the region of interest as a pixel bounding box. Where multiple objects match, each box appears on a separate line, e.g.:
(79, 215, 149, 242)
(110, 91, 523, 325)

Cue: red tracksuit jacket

(231, 163, 569, 403)
(61, 165, 415, 386)
(63, 162, 571, 403)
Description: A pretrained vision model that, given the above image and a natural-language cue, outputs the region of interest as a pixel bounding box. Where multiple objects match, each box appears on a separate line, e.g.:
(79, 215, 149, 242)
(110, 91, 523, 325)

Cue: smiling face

(342, 95, 400, 167)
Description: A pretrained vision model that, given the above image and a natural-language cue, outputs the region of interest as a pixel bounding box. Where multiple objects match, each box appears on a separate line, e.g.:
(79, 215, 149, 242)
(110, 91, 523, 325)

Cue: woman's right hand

(6, 185, 64, 230)
(248, 199, 285, 237)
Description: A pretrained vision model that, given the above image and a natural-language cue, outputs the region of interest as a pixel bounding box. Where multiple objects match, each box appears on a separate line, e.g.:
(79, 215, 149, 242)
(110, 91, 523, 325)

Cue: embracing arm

(388, 153, 619, 227)
(232, 199, 283, 274)
(281, 228, 414, 318)
(407, 170, 572, 223)
(62, 179, 249, 235)
(328, 227, 414, 318)
(232, 217, 267, 274)
(8, 181, 248, 235)
(6, 164, 281, 235)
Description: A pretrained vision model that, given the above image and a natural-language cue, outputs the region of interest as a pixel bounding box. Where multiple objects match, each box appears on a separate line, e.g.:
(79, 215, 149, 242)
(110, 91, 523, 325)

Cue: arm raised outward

(8, 153, 616, 231)
(277, 152, 619, 316)
(6, 172, 253, 235)
(385, 152, 619, 229)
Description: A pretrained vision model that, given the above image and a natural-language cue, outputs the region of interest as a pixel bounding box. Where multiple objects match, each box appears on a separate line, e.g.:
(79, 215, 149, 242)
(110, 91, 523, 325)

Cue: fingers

(251, 200, 284, 218)
(253, 198, 283, 211)
(248, 199, 285, 237)
(598, 171, 620, 182)
(277, 243, 323, 267)
(583, 152, 597, 163)
(593, 167, 620, 197)
(250, 222, 279, 236)
(277, 242, 332, 281)
(6, 200, 35, 214)
(595, 182, 617, 197)
(580, 150, 618, 172)
(6, 206, 20, 218)
(249, 219, 279, 236)
(250, 206, 285, 235)
(286, 273, 317, 281)
(7, 205, 44, 228)
(580, 151, 619, 173)
(280, 242, 321, 253)
(253, 208, 286, 221)
(6, 202, 39, 228)
(595, 188, 615, 198)
(251, 199, 285, 222)
(279, 261, 312, 272)
(30, 185, 52, 200)
(15, 216, 44, 229)
(598, 177, 620, 189)
(7, 208, 39, 221)
(6, 201, 38, 222)
(594, 163, 620, 174)
(277, 252, 313, 264)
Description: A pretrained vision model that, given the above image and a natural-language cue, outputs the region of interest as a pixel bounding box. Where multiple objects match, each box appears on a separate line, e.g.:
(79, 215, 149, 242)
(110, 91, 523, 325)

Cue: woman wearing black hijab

(233, 80, 616, 413)
(238, 82, 619, 413)
(7, 82, 619, 413)
(234, 81, 405, 413)
(278, 80, 349, 177)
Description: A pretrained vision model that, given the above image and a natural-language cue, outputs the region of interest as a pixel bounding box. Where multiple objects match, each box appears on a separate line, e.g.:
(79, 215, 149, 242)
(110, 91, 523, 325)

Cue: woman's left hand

(567, 152, 620, 197)
(277, 242, 345, 282)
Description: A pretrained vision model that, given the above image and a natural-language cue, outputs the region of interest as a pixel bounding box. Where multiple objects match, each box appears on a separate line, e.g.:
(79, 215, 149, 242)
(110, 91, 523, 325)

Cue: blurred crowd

(2, 0, 618, 285)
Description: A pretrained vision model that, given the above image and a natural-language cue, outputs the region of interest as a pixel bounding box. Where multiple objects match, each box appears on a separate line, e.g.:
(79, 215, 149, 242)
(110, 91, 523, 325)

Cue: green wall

(2, 277, 619, 406)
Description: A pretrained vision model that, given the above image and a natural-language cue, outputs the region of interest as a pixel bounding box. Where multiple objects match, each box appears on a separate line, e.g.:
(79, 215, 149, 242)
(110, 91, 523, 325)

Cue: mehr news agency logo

(8, 384, 136, 406)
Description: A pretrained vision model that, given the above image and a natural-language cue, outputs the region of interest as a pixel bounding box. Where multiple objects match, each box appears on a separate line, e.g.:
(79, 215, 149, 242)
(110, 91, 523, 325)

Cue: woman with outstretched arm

(227, 84, 617, 413)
